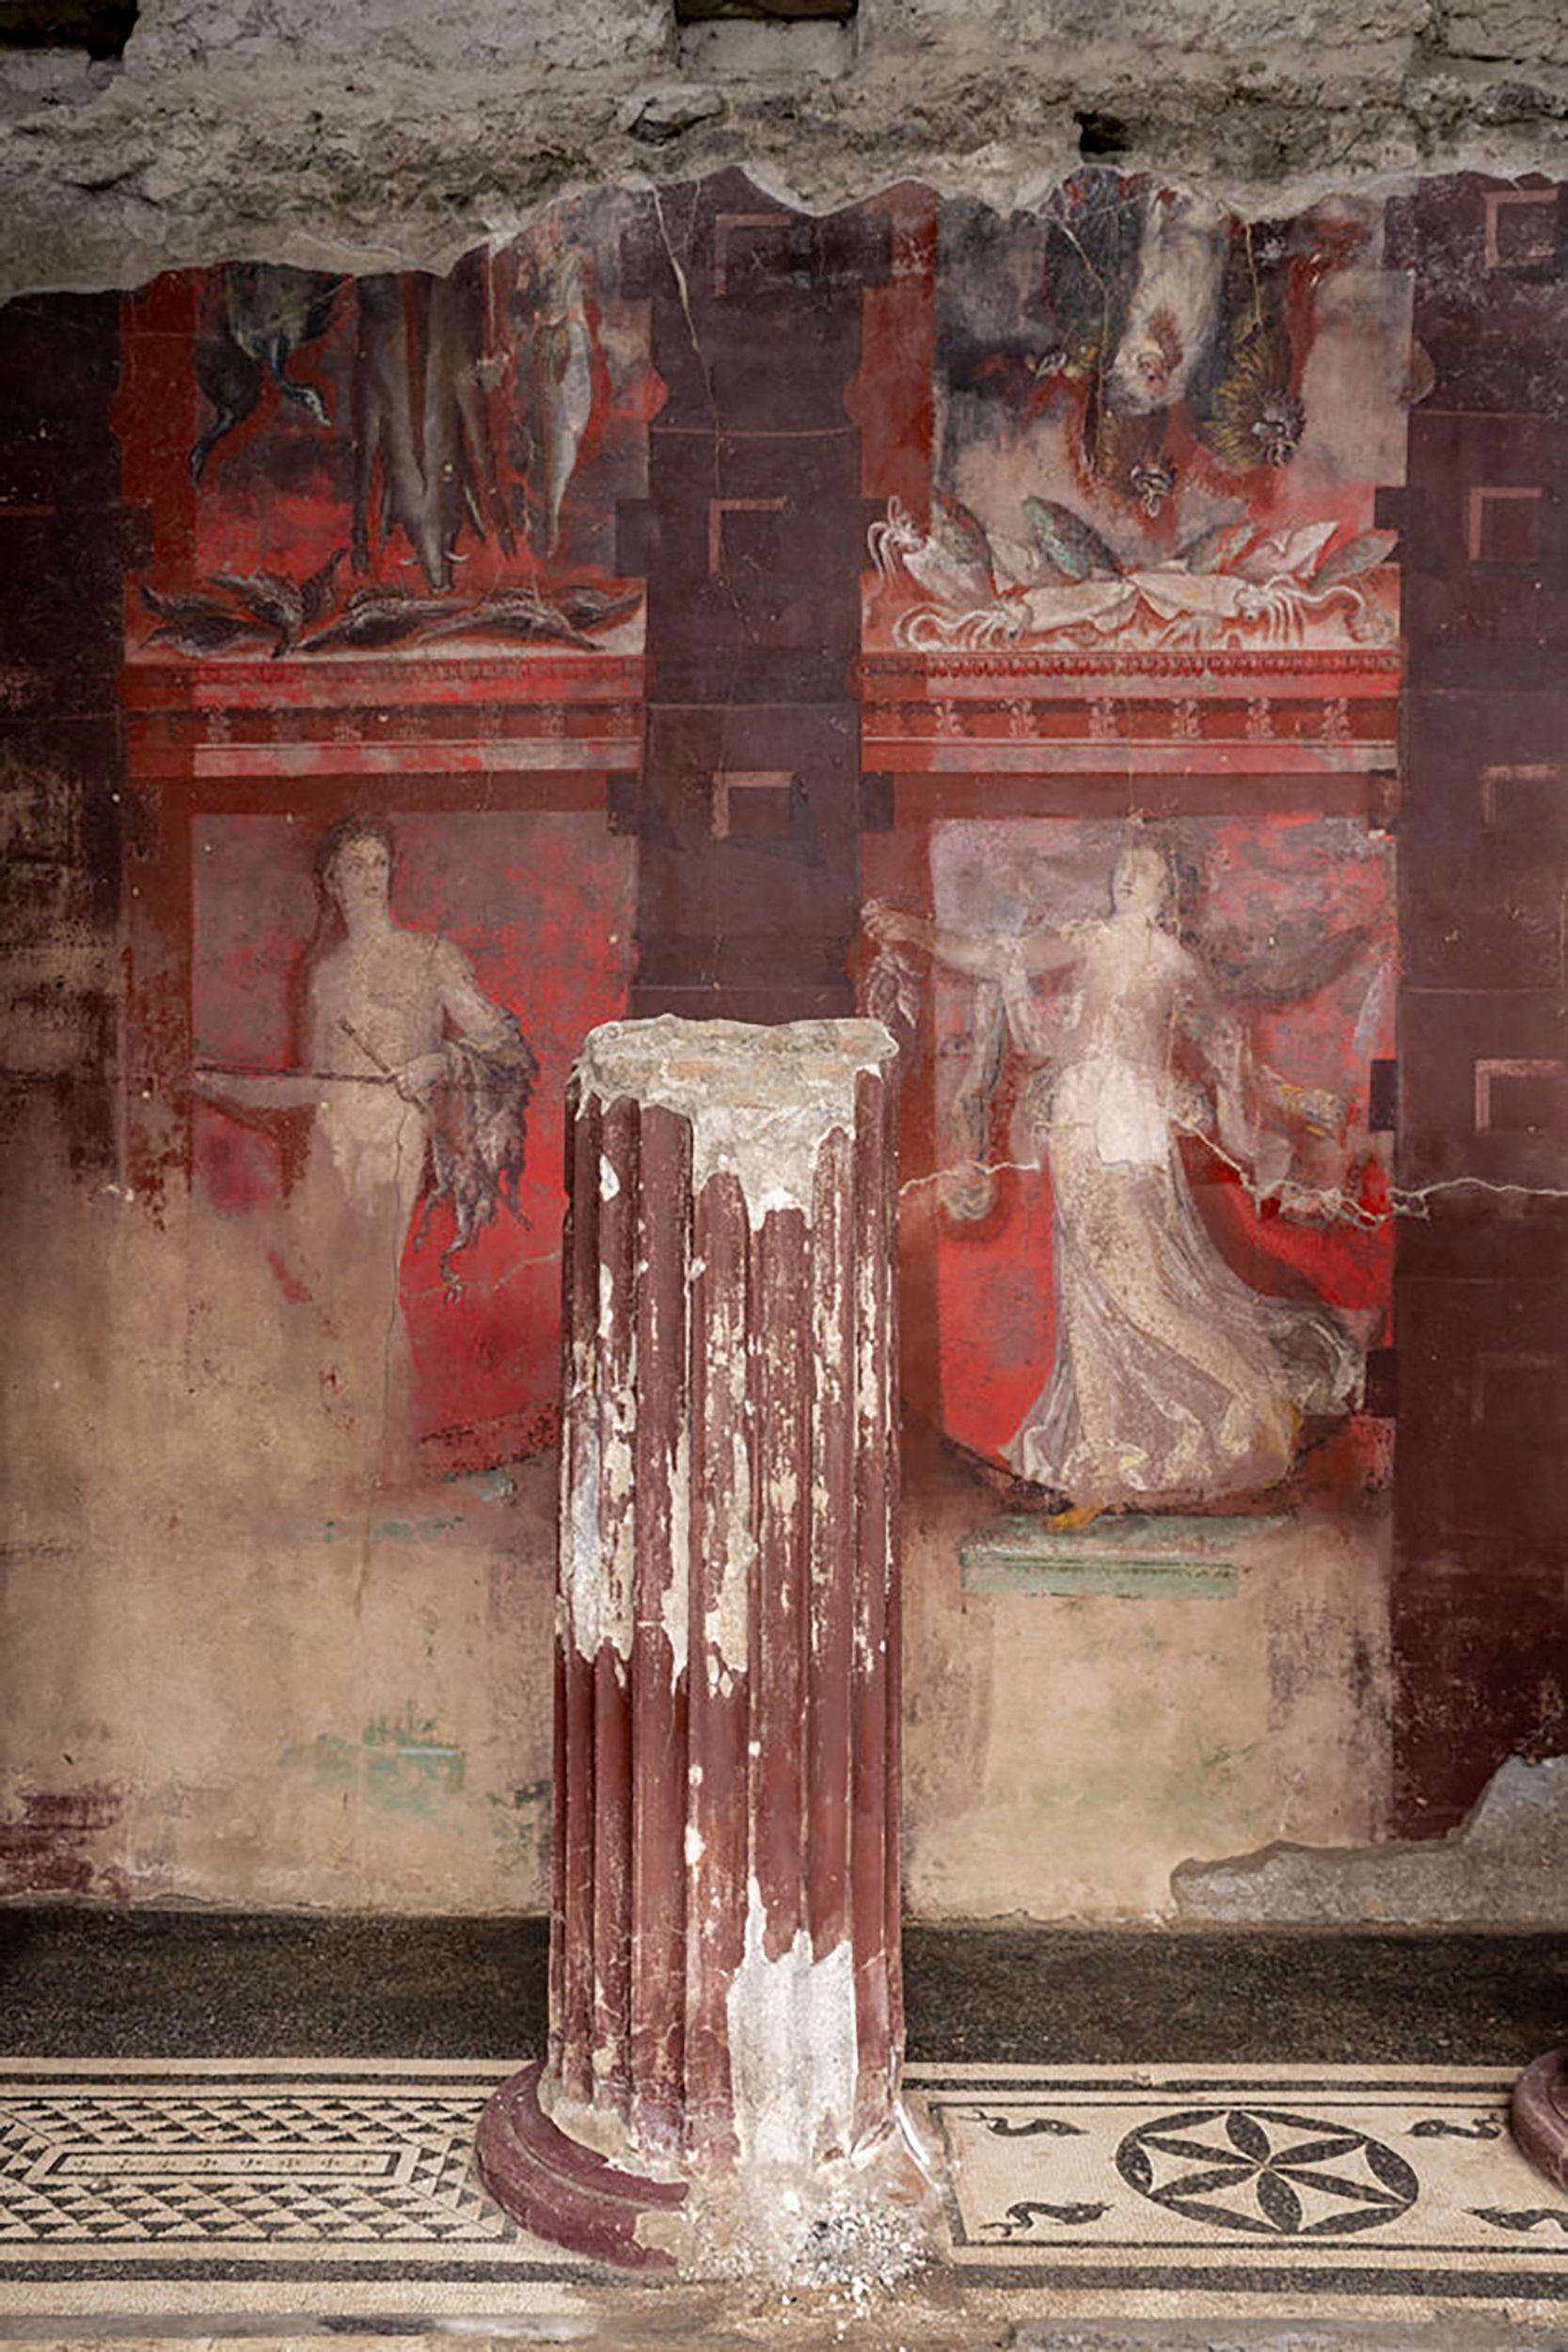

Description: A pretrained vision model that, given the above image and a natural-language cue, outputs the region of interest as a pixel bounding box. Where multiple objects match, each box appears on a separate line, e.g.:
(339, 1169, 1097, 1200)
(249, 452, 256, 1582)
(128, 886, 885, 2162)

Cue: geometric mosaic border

(0, 2061, 591, 2317)
(1, 2060, 1564, 2325)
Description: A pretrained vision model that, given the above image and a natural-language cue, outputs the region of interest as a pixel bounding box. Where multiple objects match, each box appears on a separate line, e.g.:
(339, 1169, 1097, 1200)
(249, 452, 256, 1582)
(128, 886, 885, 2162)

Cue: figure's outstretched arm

(865, 902, 1074, 980)
(189, 1065, 333, 1120)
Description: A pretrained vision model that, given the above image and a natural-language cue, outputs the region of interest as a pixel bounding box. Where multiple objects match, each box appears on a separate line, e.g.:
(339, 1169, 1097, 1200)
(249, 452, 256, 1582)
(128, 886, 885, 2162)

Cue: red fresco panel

(899, 814, 1397, 1472)
(190, 808, 636, 1465)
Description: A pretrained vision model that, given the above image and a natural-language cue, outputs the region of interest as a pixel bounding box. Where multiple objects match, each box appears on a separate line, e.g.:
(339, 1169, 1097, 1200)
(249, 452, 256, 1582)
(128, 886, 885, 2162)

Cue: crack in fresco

(899, 1153, 1568, 1226)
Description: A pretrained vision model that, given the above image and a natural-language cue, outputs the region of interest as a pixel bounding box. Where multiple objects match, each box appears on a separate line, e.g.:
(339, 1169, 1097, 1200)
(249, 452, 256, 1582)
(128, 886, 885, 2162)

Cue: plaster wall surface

(2, 1162, 1390, 1920)
(0, 1164, 561, 1911)
(0, 0, 1565, 299)
(900, 1438, 1391, 1923)
(1174, 1755, 1568, 1925)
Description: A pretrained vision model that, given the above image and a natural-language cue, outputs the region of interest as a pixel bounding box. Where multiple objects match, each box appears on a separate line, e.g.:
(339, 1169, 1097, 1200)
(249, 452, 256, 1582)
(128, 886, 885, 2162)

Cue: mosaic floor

(920, 2061, 1568, 2313)
(0, 2057, 1564, 2331)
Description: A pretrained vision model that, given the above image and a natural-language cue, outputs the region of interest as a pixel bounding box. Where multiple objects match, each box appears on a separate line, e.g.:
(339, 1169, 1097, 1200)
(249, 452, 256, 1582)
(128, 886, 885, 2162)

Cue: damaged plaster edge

(1170, 1753, 1568, 1930)
(576, 1014, 895, 1232)
(724, 1874, 859, 2172)
(0, 72, 1564, 304)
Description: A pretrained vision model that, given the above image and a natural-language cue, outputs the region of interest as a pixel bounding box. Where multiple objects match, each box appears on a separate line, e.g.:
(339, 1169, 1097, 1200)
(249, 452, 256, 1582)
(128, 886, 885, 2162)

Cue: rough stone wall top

(1, 0, 1564, 300)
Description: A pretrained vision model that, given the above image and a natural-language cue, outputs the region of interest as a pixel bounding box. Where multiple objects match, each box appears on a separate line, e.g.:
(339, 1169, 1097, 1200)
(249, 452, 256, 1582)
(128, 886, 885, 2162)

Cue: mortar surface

(0, 0, 1564, 300)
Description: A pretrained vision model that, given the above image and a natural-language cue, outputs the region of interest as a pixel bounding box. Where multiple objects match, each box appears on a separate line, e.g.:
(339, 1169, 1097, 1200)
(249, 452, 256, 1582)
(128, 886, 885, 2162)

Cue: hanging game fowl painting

(870, 172, 1401, 659)
(135, 199, 650, 662)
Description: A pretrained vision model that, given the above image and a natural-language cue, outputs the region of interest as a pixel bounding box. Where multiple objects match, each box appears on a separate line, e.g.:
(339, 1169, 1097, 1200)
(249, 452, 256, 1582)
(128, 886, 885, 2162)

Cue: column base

(1511, 2050, 1568, 2193)
(477, 2061, 939, 2281)
(475, 2062, 688, 2272)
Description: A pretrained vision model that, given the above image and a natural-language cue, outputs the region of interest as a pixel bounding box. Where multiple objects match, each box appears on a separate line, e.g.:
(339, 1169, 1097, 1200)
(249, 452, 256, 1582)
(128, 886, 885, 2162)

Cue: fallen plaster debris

(1172, 1752, 1568, 1927)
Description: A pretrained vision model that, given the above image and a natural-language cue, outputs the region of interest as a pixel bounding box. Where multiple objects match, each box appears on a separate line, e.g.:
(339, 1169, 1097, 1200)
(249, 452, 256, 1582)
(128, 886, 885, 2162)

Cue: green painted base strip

(959, 1512, 1289, 1599)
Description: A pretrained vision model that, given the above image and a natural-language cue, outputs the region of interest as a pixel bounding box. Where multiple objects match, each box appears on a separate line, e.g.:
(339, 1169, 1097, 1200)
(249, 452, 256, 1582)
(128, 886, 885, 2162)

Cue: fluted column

(479, 1015, 907, 2269)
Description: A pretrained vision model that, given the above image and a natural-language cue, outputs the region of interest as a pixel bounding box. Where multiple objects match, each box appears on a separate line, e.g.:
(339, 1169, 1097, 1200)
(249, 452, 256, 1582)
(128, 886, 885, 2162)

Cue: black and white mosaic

(0, 2060, 590, 2319)
(0, 2059, 1564, 2323)
(912, 2062, 1568, 2312)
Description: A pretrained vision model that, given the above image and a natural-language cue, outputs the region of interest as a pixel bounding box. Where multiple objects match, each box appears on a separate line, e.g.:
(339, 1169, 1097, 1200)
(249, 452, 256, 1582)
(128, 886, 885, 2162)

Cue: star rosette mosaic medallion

(918, 2062, 1568, 2313)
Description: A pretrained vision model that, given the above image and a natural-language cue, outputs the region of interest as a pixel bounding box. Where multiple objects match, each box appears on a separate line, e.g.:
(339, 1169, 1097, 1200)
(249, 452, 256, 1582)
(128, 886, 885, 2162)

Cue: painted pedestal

(1513, 2053, 1568, 2194)
(478, 1015, 911, 2270)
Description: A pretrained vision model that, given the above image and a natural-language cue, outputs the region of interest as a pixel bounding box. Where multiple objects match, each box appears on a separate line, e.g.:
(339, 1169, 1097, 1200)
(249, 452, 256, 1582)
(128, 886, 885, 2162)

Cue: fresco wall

(1, 167, 1563, 1918)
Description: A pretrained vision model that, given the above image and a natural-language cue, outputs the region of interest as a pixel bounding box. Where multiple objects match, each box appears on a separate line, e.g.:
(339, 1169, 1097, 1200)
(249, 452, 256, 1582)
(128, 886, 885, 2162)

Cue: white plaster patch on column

(703, 1424, 754, 1694)
(599, 1337, 638, 1666)
(563, 1272, 636, 1665)
(576, 1016, 897, 1232)
(661, 1422, 691, 1689)
(693, 1238, 754, 1697)
(852, 1236, 882, 1676)
(725, 1878, 859, 2171)
(768, 1461, 800, 1615)
(718, 1099, 851, 1226)
(811, 1242, 847, 1663)
(562, 1375, 609, 1661)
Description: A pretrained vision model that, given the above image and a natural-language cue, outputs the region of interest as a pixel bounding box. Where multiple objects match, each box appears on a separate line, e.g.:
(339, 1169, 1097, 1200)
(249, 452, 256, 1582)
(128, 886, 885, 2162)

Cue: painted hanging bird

(425, 252, 516, 568)
(415, 1025, 540, 1300)
(138, 581, 271, 656)
(1023, 173, 1317, 503)
(1104, 188, 1232, 419)
(213, 548, 345, 656)
(300, 586, 453, 652)
(1030, 169, 1143, 491)
(1196, 310, 1305, 471)
(352, 274, 451, 592)
(348, 262, 516, 594)
(190, 265, 343, 483)
(1036, 170, 1139, 381)
(1185, 213, 1349, 476)
(422, 585, 598, 650)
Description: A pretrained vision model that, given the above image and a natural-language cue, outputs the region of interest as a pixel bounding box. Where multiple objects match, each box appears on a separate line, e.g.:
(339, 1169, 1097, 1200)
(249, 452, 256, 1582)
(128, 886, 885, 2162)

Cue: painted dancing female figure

(868, 836, 1364, 1517)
